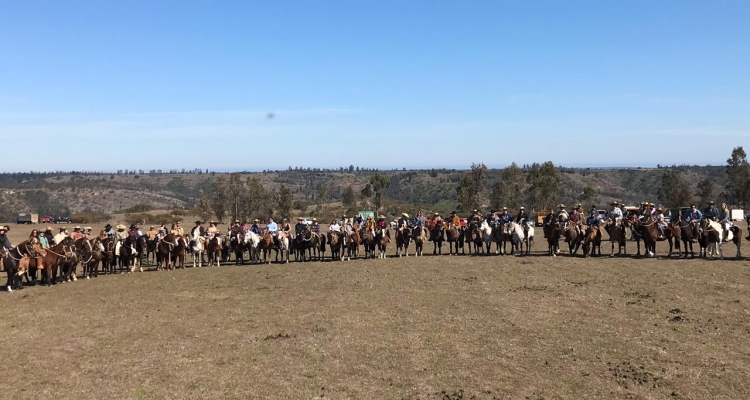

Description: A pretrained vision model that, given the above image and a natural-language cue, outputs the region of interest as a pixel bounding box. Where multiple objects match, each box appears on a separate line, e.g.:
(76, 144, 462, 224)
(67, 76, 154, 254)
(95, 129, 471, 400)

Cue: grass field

(1, 222, 749, 399)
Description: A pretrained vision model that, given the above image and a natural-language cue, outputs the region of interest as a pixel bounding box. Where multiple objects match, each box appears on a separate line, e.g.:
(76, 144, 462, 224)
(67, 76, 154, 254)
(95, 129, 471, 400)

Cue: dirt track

(1, 238, 750, 399)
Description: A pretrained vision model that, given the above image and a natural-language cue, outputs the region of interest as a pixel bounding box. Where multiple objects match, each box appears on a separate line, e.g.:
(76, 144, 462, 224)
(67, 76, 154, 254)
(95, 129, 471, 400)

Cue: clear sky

(1, 1, 748, 172)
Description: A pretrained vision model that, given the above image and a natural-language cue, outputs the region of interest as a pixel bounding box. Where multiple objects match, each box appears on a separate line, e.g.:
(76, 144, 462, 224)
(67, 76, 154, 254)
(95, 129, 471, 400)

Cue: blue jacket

(684, 210, 702, 222)
(250, 225, 261, 235)
(499, 213, 513, 224)
(587, 215, 601, 226)
(703, 207, 719, 220)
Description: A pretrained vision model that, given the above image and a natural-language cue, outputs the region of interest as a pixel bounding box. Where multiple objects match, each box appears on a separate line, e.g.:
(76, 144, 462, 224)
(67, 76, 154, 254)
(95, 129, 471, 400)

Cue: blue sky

(1, 1, 748, 172)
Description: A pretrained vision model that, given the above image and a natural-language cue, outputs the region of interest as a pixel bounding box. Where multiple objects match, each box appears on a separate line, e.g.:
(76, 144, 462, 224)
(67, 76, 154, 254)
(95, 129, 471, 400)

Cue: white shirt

(329, 223, 341, 233)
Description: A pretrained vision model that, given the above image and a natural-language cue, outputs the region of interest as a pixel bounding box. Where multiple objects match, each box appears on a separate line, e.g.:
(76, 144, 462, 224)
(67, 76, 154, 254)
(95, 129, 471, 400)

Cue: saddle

(447, 225, 459, 240)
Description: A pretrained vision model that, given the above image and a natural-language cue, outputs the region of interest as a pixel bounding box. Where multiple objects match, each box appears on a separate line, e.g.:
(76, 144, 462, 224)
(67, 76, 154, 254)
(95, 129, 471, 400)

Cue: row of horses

(1, 214, 745, 292)
(541, 212, 744, 259)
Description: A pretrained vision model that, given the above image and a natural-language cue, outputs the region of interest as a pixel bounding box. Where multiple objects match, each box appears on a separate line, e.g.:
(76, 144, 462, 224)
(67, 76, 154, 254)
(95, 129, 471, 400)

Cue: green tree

(277, 185, 293, 221)
(456, 163, 488, 212)
(694, 176, 716, 206)
(657, 170, 692, 208)
(343, 185, 357, 215)
(370, 173, 391, 213)
(210, 176, 228, 223)
(360, 183, 373, 208)
(581, 186, 598, 208)
(725, 146, 750, 207)
(195, 189, 213, 224)
(526, 161, 561, 210)
(489, 162, 524, 210)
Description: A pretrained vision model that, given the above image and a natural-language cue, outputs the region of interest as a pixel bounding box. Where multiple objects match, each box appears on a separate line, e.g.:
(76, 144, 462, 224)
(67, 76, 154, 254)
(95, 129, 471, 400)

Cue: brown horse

(581, 225, 602, 258)
(412, 226, 428, 256)
(564, 224, 583, 255)
(260, 231, 277, 264)
(1, 242, 43, 291)
(155, 234, 182, 270)
(362, 231, 376, 259)
(543, 223, 563, 256)
(429, 221, 444, 255)
(80, 237, 105, 279)
(605, 219, 628, 257)
(36, 237, 75, 285)
(395, 226, 412, 257)
(445, 224, 460, 255)
(206, 236, 223, 266)
(346, 227, 360, 261)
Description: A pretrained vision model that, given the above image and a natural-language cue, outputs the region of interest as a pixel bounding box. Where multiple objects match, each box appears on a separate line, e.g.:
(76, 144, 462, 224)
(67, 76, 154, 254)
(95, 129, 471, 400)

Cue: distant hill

(0, 165, 730, 222)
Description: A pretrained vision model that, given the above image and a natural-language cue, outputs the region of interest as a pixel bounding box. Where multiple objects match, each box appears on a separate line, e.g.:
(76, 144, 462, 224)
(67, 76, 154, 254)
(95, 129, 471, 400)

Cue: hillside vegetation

(0, 163, 733, 223)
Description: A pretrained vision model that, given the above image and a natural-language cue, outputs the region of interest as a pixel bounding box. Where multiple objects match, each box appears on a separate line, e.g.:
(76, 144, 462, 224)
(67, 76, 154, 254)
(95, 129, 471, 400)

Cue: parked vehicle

(41, 216, 52, 223)
(15, 213, 39, 224)
(53, 216, 71, 224)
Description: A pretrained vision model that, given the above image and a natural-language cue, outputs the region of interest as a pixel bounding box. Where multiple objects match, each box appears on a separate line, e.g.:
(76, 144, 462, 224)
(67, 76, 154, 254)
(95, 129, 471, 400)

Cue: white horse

(480, 220, 494, 254)
(191, 233, 205, 268)
(243, 231, 261, 263)
(511, 221, 535, 255)
(278, 232, 290, 263)
(701, 218, 731, 260)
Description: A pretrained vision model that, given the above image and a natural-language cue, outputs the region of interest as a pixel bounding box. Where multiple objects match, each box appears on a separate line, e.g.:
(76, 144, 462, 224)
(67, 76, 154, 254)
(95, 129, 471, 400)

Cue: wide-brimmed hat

(708, 200, 715, 204)
(312, 218, 318, 222)
(234, 219, 240, 223)
(0, 226, 6, 232)
(105, 224, 112, 229)
(519, 206, 525, 210)
(210, 220, 216, 224)
(559, 204, 566, 208)
(611, 201, 619, 206)
(45, 226, 52, 231)
(116, 224, 126, 230)
(298, 217, 304, 221)
(74, 226, 81, 230)
(576, 204, 582, 208)
(472, 209, 478, 213)
(649, 203, 655, 207)
(434, 212, 440, 216)
(378, 215, 385, 219)
(402, 213, 410, 218)
(130, 224, 138, 229)
(657, 207, 663, 211)
(502, 207, 507, 210)
(150, 225, 155, 229)
(195, 220, 202, 225)
(253, 219, 260, 223)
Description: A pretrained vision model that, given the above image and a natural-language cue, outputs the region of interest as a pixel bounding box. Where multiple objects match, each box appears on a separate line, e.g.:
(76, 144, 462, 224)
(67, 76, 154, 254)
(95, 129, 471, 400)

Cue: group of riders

(539, 200, 737, 242)
(0, 199, 743, 269)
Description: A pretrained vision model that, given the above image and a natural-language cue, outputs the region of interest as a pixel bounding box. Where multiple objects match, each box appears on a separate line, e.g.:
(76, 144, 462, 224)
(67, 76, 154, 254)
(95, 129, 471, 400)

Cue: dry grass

(1, 223, 749, 399)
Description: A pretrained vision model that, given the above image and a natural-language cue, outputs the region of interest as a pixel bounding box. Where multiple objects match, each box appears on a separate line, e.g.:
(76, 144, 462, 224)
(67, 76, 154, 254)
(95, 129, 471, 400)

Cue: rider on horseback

(655, 207, 667, 238)
(704, 201, 719, 221)
(329, 219, 341, 233)
(516, 207, 528, 224)
(609, 201, 624, 231)
(266, 217, 279, 247)
(571, 204, 585, 237)
(0, 226, 12, 250)
(718, 202, 732, 240)
(499, 207, 513, 225)
(398, 213, 410, 232)
(364, 215, 376, 238)
(556, 205, 569, 229)
(586, 209, 602, 229)
(191, 221, 206, 238)
(295, 217, 306, 240)
(250, 219, 261, 235)
(114, 224, 129, 256)
(376, 215, 388, 236)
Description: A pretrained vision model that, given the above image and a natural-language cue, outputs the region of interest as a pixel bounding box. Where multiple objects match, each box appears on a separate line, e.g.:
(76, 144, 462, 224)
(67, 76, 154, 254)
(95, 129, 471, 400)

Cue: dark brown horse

(606, 219, 628, 257)
(36, 237, 75, 285)
(543, 222, 563, 256)
(429, 221, 444, 255)
(79, 237, 105, 279)
(395, 226, 412, 257)
(445, 224, 460, 255)
(564, 224, 583, 255)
